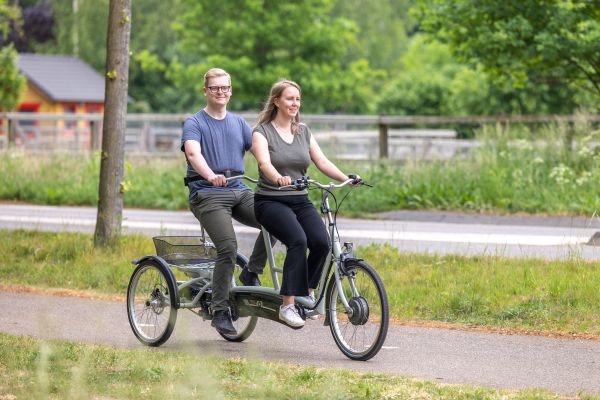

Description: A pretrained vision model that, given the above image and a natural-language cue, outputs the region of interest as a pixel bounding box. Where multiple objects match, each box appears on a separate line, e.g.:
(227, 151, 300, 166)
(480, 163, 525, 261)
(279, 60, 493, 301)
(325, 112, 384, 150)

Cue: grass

(1, 121, 599, 216)
(1, 230, 598, 337)
(1, 332, 597, 400)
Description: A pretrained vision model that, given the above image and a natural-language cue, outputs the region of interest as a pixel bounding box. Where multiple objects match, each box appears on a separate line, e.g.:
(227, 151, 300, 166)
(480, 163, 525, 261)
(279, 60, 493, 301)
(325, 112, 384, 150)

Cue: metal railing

(1, 112, 598, 160)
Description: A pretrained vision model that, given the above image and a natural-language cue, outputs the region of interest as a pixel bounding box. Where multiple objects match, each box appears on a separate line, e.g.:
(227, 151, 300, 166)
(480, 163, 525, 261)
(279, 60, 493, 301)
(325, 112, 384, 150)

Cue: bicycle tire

(219, 253, 259, 342)
(326, 259, 389, 361)
(127, 258, 178, 346)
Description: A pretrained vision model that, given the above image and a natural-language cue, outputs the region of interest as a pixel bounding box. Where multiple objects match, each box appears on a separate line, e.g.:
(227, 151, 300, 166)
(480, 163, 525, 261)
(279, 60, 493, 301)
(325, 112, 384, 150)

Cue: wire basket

(153, 236, 217, 266)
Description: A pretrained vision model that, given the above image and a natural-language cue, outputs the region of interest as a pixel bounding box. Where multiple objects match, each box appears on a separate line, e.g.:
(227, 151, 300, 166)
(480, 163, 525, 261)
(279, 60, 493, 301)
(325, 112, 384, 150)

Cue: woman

(252, 79, 359, 327)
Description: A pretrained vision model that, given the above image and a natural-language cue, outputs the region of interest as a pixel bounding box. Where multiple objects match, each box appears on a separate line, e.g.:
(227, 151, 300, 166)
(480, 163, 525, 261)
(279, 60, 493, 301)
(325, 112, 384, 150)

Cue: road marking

(338, 229, 589, 246)
(0, 215, 590, 246)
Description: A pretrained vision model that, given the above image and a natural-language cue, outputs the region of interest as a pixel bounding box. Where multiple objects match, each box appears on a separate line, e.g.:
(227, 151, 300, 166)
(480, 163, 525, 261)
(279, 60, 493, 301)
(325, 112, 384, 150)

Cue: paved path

(1, 290, 599, 396)
(1, 204, 600, 260)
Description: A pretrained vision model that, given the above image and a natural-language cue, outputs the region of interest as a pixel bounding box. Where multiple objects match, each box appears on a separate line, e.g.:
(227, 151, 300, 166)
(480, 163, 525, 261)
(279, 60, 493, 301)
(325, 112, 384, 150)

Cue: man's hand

(208, 174, 227, 187)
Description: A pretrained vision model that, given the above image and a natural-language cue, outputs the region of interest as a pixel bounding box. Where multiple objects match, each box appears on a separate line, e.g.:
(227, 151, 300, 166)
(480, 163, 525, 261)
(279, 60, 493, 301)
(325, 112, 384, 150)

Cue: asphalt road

(1, 203, 600, 260)
(1, 290, 599, 396)
(1, 203, 600, 395)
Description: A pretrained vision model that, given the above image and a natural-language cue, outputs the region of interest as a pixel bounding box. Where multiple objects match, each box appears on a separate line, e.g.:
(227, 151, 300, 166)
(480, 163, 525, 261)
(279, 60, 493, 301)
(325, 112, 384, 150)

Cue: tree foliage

(332, 0, 415, 71)
(33, 0, 108, 71)
(127, 0, 188, 112)
(377, 36, 582, 116)
(0, 0, 54, 51)
(4, 0, 598, 115)
(170, 0, 384, 113)
(0, 45, 25, 111)
(0, 1, 25, 111)
(0, 0, 21, 42)
(414, 0, 600, 110)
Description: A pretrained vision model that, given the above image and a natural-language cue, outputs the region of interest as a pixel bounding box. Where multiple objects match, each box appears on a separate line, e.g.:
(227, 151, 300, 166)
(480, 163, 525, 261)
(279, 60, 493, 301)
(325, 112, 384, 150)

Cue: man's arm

(183, 140, 227, 187)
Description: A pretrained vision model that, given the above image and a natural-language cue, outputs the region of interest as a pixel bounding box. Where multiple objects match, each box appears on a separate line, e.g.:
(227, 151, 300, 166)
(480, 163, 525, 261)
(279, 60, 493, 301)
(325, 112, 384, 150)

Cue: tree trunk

(94, 0, 131, 248)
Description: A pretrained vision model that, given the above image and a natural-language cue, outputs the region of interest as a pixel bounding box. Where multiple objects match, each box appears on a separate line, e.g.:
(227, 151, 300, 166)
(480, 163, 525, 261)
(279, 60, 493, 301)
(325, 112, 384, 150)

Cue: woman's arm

(252, 131, 292, 186)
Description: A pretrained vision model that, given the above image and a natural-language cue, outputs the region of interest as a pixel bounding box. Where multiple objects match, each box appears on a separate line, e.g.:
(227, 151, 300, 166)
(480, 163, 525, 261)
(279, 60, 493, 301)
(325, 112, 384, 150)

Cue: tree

(0, 0, 54, 51)
(0, 45, 25, 111)
(332, 0, 414, 71)
(94, 0, 131, 248)
(376, 35, 578, 116)
(415, 0, 600, 110)
(127, 0, 187, 112)
(0, 1, 25, 112)
(170, 0, 384, 113)
(0, 0, 20, 43)
(34, 0, 109, 71)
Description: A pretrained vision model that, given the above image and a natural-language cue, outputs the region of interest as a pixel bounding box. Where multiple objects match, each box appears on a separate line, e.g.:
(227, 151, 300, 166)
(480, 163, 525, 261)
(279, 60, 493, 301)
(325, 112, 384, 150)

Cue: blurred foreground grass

(1, 333, 597, 400)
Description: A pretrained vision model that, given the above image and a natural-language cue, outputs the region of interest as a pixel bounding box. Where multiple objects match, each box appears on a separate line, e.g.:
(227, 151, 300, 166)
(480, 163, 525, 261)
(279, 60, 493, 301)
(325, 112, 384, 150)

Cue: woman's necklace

(272, 120, 294, 143)
(272, 120, 285, 131)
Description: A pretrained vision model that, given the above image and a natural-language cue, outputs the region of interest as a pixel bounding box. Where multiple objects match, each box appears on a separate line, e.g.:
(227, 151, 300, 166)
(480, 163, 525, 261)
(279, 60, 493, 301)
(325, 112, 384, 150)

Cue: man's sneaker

(279, 304, 305, 327)
(239, 267, 261, 286)
(211, 309, 237, 335)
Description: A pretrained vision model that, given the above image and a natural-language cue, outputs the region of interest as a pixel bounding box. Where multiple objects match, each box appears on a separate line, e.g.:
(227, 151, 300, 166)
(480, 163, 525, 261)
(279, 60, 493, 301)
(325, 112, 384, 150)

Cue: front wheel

(127, 259, 178, 346)
(326, 259, 389, 361)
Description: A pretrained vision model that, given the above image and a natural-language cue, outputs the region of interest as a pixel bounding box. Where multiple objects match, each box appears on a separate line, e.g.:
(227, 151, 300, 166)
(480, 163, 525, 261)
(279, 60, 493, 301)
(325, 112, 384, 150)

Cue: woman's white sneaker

(279, 304, 305, 327)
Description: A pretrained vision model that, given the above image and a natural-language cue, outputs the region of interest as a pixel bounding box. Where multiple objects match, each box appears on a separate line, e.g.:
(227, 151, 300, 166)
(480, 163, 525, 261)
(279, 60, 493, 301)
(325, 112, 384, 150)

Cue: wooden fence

(1, 112, 598, 160)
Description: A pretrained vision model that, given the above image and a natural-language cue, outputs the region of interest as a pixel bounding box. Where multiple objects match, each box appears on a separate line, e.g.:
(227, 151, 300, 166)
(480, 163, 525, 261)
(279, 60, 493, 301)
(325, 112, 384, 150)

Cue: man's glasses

(207, 86, 231, 94)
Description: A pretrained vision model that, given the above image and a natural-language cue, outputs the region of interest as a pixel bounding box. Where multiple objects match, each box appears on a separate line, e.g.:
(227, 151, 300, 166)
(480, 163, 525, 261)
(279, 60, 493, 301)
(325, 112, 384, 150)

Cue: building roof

(17, 53, 105, 103)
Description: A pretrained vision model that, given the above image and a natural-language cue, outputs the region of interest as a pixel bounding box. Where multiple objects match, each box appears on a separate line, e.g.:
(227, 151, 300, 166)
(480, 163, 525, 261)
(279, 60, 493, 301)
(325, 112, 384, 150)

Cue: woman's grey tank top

(254, 122, 312, 196)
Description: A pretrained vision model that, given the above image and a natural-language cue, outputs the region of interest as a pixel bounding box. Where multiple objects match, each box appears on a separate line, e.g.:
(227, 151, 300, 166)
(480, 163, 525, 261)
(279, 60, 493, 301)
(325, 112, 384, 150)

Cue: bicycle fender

(133, 255, 180, 309)
(343, 257, 364, 264)
(341, 257, 364, 274)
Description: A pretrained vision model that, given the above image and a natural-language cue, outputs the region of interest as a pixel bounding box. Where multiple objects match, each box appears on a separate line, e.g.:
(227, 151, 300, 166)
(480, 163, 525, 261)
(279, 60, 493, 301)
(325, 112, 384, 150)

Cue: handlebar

(280, 176, 360, 190)
(226, 175, 258, 184)
(226, 175, 366, 190)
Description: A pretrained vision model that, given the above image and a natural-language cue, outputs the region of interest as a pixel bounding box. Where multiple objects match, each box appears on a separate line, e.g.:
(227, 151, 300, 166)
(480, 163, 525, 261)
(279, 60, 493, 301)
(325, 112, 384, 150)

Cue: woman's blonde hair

(256, 79, 301, 134)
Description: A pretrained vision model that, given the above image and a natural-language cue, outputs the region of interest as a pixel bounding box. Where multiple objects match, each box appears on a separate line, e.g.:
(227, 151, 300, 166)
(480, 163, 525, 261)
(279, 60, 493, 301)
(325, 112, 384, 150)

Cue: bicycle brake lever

(348, 174, 364, 186)
(293, 176, 309, 190)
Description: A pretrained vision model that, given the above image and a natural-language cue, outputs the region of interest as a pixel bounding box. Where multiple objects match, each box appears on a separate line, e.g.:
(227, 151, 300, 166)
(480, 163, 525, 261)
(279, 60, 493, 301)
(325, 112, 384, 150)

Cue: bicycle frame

(233, 176, 358, 317)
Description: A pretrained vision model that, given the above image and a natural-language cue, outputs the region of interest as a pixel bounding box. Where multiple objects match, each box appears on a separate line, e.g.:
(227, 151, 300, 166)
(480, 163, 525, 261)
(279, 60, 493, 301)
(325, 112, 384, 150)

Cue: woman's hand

(277, 175, 292, 187)
(348, 174, 362, 186)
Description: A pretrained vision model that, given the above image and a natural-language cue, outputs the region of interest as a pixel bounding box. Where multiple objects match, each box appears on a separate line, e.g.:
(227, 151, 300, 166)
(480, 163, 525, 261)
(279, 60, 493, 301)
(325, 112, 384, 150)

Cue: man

(181, 68, 264, 335)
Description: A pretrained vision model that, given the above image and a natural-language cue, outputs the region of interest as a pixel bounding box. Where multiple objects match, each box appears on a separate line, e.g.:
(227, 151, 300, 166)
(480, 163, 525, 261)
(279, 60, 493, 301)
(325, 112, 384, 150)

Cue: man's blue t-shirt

(181, 109, 252, 198)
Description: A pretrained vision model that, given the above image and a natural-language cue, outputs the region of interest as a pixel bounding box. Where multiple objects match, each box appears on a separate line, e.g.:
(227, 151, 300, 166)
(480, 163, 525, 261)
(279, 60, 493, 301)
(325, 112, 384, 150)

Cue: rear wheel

(219, 254, 258, 342)
(127, 259, 178, 346)
(326, 260, 389, 361)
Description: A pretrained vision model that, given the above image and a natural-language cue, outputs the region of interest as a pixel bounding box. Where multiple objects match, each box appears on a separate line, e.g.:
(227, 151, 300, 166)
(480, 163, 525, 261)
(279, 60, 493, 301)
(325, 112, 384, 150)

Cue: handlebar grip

(348, 174, 362, 185)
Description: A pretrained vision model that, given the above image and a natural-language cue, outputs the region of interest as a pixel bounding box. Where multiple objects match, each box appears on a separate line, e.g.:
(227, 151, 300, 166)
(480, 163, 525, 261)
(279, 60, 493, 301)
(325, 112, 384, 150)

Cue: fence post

(378, 118, 388, 159)
(7, 116, 15, 149)
(90, 119, 100, 151)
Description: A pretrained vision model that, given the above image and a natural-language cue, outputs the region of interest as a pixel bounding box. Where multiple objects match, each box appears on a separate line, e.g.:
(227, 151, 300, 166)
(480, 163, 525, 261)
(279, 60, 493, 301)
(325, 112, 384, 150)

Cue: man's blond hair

(204, 68, 231, 88)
